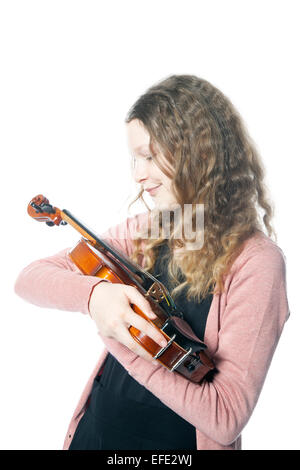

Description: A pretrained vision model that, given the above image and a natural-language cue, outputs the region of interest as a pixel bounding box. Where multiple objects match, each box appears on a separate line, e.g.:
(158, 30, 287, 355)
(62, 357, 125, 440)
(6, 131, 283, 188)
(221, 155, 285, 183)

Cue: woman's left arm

(99, 243, 290, 446)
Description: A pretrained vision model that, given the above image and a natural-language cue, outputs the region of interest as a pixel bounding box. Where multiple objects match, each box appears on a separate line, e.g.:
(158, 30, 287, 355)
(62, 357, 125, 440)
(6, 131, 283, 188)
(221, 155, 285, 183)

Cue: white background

(0, 0, 298, 450)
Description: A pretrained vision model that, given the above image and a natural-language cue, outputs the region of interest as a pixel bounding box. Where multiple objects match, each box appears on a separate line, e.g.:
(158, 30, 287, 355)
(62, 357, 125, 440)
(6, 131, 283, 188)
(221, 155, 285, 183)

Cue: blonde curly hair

(125, 74, 276, 303)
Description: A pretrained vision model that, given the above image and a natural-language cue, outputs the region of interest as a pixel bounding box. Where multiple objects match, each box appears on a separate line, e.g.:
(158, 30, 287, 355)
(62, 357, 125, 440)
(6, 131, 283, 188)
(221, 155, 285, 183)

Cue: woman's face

(126, 119, 178, 210)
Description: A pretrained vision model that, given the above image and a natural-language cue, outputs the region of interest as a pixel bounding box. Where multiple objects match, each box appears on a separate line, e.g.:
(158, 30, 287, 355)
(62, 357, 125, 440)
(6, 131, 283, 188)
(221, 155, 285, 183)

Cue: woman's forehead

(126, 120, 150, 149)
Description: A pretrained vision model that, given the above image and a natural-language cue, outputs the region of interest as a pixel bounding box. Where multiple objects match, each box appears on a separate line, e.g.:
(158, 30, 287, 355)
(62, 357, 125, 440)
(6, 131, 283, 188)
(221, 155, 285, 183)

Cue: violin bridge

(145, 281, 169, 304)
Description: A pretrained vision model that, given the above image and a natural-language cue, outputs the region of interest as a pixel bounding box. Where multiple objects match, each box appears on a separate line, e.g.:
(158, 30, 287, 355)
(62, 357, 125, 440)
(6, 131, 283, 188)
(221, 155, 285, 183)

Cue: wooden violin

(27, 195, 214, 383)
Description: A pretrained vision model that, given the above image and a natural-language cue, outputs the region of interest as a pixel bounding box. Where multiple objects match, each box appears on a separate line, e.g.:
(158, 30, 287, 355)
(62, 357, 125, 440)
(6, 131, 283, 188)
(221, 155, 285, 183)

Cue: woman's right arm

(14, 247, 103, 315)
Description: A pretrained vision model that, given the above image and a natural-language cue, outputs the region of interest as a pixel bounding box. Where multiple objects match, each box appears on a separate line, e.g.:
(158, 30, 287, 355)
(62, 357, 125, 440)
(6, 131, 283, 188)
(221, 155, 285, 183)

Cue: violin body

(28, 195, 215, 383)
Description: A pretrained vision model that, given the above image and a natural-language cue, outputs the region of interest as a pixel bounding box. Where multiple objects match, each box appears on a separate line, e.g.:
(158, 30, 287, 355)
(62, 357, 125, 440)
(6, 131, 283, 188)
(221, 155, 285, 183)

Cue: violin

(27, 195, 215, 383)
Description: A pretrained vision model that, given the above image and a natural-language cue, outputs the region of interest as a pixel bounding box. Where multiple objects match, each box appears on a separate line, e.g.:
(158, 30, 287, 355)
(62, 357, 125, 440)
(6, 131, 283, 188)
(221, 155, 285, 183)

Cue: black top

(69, 243, 213, 450)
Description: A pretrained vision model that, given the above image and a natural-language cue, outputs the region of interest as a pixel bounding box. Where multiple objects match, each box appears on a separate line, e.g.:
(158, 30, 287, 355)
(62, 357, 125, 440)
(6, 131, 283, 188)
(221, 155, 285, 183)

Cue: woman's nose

(132, 159, 149, 184)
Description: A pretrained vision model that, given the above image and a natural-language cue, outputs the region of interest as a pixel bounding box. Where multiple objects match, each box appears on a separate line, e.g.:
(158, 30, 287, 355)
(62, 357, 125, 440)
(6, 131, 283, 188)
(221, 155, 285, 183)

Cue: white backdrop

(0, 0, 298, 450)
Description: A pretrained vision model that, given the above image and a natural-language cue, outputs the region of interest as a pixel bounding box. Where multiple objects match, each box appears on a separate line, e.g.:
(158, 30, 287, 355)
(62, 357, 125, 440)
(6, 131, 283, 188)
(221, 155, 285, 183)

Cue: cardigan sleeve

(14, 212, 147, 315)
(99, 242, 290, 446)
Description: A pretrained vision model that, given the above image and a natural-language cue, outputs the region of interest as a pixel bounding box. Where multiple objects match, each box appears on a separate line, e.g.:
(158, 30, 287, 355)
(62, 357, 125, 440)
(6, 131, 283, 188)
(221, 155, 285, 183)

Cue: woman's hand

(89, 282, 168, 363)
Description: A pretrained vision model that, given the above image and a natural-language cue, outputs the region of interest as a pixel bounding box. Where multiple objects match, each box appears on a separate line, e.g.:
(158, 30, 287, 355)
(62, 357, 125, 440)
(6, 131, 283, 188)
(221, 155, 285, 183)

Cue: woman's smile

(145, 184, 162, 196)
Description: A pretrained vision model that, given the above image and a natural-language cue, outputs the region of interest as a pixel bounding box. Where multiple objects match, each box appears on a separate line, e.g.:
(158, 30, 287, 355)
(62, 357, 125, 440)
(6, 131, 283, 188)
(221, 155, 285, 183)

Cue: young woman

(15, 75, 290, 450)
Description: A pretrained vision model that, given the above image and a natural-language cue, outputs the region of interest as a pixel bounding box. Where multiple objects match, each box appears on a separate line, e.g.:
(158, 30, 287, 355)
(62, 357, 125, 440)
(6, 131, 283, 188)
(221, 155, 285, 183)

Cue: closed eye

(131, 154, 153, 166)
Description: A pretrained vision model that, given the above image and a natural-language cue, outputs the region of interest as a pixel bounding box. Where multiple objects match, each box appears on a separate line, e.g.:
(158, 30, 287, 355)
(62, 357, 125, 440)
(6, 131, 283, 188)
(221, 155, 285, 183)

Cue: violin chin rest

(163, 316, 207, 351)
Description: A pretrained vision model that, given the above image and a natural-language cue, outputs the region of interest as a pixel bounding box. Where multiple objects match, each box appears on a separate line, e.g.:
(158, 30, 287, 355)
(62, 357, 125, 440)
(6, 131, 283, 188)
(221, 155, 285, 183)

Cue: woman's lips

(145, 184, 161, 196)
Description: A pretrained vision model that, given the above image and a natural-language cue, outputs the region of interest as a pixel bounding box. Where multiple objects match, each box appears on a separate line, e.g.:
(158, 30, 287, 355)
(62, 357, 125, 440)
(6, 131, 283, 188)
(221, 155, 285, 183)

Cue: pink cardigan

(14, 212, 290, 450)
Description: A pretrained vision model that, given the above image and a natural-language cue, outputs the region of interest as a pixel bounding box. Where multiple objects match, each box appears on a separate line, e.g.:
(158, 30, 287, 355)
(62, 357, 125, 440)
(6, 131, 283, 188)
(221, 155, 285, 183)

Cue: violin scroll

(27, 195, 67, 227)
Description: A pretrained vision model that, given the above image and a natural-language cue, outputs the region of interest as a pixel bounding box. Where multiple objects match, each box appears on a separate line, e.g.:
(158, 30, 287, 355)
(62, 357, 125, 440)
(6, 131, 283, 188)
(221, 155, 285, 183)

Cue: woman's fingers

(90, 282, 168, 364)
(123, 286, 157, 320)
(125, 309, 168, 348)
(117, 327, 158, 363)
